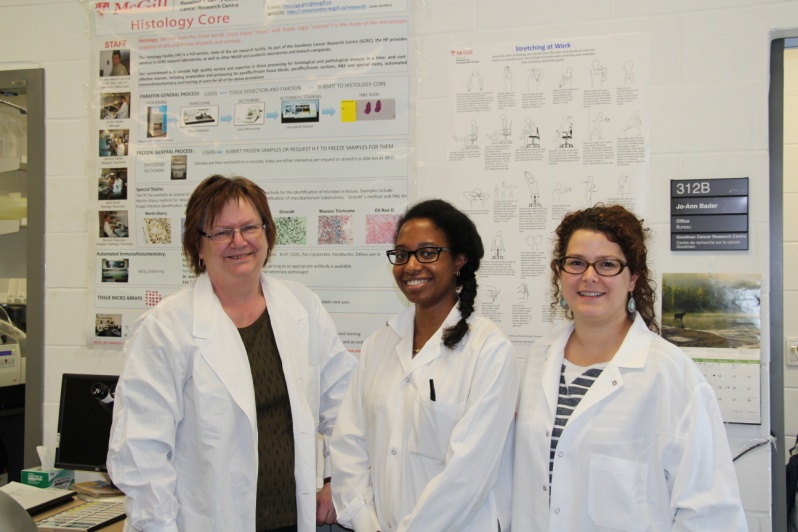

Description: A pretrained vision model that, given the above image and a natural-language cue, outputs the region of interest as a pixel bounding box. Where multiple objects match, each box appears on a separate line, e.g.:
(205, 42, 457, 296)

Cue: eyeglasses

(557, 256, 628, 277)
(386, 247, 451, 265)
(200, 224, 266, 244)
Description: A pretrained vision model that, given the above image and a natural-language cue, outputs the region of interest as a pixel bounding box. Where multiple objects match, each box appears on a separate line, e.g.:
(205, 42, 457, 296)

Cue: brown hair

(549, 203, 659, 333)
(182, 174, 277, 276)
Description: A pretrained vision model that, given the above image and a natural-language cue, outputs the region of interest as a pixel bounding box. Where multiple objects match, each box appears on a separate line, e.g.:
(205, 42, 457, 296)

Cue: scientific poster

(85, 0, 410, 350)
(441, 34, 651, 345)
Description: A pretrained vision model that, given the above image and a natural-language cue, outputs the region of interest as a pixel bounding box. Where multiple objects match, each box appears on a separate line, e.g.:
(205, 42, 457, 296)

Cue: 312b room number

(674, 182, 710, 195)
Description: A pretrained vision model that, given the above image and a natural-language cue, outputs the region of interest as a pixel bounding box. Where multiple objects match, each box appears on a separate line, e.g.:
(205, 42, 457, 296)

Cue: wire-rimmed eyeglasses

(386, 247, 452, 265)
(557, 256, 628, 277)
(200, 224, 266, 244)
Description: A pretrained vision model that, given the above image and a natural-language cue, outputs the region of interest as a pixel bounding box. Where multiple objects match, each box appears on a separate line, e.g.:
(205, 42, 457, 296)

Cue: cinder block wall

(2, 1, 795, 529)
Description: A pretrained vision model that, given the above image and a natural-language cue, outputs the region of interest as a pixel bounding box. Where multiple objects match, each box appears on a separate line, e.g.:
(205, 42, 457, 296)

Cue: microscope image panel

(318, 215, 353, 245)
(143, 217, 173, 244)
(275, 216, 308, 245)
(365, 214, 400, 244)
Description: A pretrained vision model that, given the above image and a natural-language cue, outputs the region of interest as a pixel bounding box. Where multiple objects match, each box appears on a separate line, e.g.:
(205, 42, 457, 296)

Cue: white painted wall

(1, 0, 794, 529)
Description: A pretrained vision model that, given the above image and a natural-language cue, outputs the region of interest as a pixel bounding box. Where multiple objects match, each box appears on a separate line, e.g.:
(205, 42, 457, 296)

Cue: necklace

(412, 347, 421, 355)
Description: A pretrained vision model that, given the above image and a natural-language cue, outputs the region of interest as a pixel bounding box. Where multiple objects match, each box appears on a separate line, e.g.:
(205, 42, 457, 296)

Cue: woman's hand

(316, 482, 337, 525)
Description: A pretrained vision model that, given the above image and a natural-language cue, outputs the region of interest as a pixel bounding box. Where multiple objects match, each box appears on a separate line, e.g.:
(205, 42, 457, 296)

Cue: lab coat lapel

(567, 315, 649, 423)
(262, 277, 310, 416)
(542, 323, 573, 418)
(192, 273, 258, 430)
(568, 365, 623, 423)
(261, 276, 319, 527)
(388, 306, 416, 374)
(405, 305, 461, 371)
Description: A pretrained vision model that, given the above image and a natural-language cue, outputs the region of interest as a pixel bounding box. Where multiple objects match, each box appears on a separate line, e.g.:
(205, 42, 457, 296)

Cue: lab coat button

(554, 507, 561, 514)
(405, 377, 410, 383)
(545, 431, 550, 437)
(391, 449, 397, 455)
(558, 451, 563, 457)
(542, 485, 547, 491)
(612, 380, 618, 386)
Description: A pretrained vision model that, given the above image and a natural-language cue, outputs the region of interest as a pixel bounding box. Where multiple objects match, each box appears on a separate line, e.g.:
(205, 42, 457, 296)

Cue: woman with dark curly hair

(547, 203, 658, 332)
(330, 199, 517, 531)
(513, 204, 746, 531)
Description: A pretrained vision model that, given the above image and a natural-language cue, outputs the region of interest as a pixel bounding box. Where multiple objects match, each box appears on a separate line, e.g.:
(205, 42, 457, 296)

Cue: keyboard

(36, 500, 126, 531)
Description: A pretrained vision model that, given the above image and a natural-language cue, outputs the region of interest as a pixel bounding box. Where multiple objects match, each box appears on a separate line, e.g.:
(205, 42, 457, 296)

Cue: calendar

(687, 348, 761, 425)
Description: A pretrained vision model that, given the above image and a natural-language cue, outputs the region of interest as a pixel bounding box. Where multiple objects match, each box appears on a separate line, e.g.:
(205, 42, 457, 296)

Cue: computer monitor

(54, 373, 118, 472)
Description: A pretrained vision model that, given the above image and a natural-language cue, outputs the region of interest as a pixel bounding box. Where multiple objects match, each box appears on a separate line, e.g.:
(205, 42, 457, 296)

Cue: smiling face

(199, 198, 267, 289)
(392, 218, 466, 312)
(559, 229, 638, 328)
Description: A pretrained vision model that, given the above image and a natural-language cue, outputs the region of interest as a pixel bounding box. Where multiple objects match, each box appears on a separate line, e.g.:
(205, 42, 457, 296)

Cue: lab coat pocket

(587, 454, 649, 531)
(193, 375, 235, 441)
(408, 399, 465, 462)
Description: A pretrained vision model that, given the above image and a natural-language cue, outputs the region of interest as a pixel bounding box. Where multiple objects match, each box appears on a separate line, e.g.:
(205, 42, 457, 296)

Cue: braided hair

(395, 199, 484, 348)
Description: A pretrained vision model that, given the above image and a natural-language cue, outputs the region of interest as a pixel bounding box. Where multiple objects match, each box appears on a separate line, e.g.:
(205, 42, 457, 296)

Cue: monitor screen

(54, 373, 119, 472)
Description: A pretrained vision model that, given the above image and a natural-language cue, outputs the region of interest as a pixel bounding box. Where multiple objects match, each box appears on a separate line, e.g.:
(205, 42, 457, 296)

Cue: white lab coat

(512, 313, 747, 531)
(330, 305, 517, 532)
(116, 100, 129, 119)
(107, 273, 356, 532)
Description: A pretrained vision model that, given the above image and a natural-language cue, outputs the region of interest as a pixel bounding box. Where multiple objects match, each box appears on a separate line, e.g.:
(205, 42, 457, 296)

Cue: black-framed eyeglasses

(557, 256, 628, 277)
(386, 247, 452, 265)
(200, 224, 266, 244)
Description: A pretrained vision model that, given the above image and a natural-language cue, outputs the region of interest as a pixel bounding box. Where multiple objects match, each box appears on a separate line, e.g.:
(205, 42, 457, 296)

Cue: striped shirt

(549, 362, 604, 486)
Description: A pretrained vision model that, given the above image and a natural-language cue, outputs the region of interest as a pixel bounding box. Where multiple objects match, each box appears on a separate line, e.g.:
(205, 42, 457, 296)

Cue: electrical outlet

(787, 338, 798, 366)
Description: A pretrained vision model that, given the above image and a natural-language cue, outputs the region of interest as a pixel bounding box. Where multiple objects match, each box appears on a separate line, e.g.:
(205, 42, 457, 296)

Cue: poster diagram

(443, 34, 650, 345)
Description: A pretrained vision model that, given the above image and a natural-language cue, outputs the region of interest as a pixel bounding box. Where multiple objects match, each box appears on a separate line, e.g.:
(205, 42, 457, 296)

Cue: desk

(33, 497, 124, 531)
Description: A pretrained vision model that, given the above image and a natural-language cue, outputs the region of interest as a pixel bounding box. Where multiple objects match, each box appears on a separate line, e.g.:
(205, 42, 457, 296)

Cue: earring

(199, 258, 205, 270)
(627, 295, 636, 314)
(559, 296, 569, 310)
(456, 270, 460, 277)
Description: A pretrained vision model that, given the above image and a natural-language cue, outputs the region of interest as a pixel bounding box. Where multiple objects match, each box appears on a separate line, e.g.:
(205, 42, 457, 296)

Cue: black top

(239, 309, 297, 530)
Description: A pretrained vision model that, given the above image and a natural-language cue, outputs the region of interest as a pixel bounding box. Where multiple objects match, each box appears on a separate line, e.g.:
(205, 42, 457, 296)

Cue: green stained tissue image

(275, 217, 307, 245)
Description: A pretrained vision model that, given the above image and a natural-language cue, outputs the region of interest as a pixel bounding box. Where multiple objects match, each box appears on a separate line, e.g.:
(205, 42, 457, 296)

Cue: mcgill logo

(95, 0, 169, 16)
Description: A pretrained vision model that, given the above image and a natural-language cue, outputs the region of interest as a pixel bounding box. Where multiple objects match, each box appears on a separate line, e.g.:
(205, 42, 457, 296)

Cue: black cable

(733, 434, 773, 462)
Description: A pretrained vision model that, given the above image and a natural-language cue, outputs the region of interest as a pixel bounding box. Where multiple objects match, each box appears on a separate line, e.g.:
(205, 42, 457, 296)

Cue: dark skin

(392, 219, 467, 354)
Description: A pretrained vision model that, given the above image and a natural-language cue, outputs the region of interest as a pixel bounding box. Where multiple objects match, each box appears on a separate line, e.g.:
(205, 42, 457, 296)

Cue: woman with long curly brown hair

(513, 204, 746, 531)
